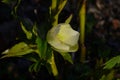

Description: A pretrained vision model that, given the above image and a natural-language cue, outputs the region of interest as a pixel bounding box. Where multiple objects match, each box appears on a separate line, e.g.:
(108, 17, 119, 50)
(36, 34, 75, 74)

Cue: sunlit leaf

(1, 42, 34, 58)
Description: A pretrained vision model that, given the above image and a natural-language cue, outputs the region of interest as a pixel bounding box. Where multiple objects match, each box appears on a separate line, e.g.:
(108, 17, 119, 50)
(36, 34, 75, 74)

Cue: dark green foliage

(0, 0, 120, 80)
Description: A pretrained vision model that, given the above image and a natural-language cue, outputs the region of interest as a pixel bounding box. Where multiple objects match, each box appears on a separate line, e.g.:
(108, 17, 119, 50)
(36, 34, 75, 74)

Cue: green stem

(51, 0, 67, 26)
(51, 0, 57, 11)
(52, 14, 59, 26)
(50, 52, 59, 79)
(49, 0, 68, 79)
(79, 0, 86, 63)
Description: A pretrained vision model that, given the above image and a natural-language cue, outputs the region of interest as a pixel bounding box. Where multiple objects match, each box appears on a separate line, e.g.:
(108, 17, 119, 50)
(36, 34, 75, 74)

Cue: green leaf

(65, 14, 73, 24)
(100, 70, 115, 80)
(29, 63, 34, 72)
(36, 37, 47, 59)
(33, 61, 41, 72)
(46, 46, 52, 60)
(106, 70, 114, 80)
(23, 53, 40, 62)
(59, 52, 73, 64)
(45, 62, 53, 74)
(29, 61, 42, 72)
(2, 0, 16, 4)
(1, 42, 34, 58)
(32, 23, 38, 36)
(20, 22, 32, 39)
(104, 56, 120, 69)
(11, 0, 21, 17)
(100, 75, 106, 80)
(2, 0, 11, 4)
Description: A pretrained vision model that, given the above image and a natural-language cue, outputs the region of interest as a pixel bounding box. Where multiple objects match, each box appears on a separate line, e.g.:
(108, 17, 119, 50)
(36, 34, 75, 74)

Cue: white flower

(47, 23, 79, 52)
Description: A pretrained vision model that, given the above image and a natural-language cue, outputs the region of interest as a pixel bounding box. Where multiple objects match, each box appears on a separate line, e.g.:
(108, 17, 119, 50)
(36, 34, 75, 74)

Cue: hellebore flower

(47, 23, 80, 52)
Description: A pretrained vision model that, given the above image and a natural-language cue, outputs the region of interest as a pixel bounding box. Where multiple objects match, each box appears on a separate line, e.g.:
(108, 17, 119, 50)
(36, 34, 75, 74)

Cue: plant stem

(52, 14, 59, 26)
(79, 0, 86, 63)
(51, 0, 67, 26)
(50, 52, 59, 79)
(50, 0, 68, 79)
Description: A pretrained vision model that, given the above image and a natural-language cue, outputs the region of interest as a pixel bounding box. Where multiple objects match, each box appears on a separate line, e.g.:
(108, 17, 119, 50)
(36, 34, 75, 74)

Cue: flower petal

(47, 23, 79, 52)
(57, 23, 79, 46)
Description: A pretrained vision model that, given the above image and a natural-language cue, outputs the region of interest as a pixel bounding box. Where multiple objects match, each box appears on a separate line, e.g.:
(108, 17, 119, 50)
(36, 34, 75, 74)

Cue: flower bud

(47, 23, 79, 52)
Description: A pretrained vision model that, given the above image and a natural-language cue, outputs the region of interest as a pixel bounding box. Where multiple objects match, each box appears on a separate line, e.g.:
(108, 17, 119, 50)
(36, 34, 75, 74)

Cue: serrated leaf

(1, 42, 34, 58)
(104, 56, 120, 69)
(59, 52, 73, 64)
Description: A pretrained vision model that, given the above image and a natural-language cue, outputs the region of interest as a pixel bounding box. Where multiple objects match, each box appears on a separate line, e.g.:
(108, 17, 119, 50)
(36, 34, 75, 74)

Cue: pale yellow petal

(47, 23, 79, 52)
(57, 23, 79, 46)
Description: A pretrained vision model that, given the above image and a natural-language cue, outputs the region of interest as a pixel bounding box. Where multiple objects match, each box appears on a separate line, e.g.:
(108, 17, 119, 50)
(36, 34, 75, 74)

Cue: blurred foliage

(0, 0, 120, 80)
